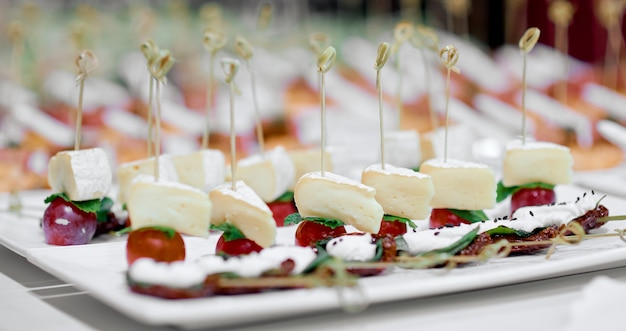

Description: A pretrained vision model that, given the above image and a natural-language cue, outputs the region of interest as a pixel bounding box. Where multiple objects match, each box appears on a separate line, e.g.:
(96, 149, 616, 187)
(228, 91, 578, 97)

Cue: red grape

(429, 208, 470, 229)
(511, 187, 556, 214)
(295, 220, 347, 247)
(42, 197, 97, 245)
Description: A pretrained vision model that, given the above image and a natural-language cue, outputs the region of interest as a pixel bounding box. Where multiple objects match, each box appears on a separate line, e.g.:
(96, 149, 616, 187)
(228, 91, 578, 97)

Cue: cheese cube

(420, 158, 496, 210)
(384, 130, 421, 168)
(210, 181, 276, 248)
(127, 175, 212, 237)
(294, 172, 384, 233)
(502, 140, 573, 187)
(117, 155, 179, 205)
(172, 149, 225, 192)
(288, 149, 333, 190)
(361, 164, 434, 220)
(236, 146, 295, 202)
(47, 147, 112, 201)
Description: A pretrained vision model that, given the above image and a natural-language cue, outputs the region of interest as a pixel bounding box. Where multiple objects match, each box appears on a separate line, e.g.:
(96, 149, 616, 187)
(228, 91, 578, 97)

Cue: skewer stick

(548, 0, 574, 104)
(148, 49, 175, 181)
(438, 45, 460, 163)
(317, 46, 337, 177)
(410, 26, 440, 130)
(375, 42, 391, 169)
(235, 35, 265, 155)
(309, 33, 331, 57)
(257, 2, 273, 32)
(390, 21, 414, 129)
(596, 0, 625, 90)
(222, 59, 242, 191)
(7, 21, 24, 86)
(518, 28, 540, 145)
(140, 39, 160, 157)
(202, 30, 227, 150)
(74, 50, 98, 151)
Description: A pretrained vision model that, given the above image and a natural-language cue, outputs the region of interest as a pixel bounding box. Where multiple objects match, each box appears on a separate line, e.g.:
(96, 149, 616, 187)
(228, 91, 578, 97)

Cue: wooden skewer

(438, 45, 460, 163)
(202, 30, 227, 150)
(391, 21, 414, 130)
(222, 59, 242, 191)
(317, 46, 337, 177)
(148, 49, 175, 181)
(74, 50, 98, 151)
(375, 42, 391, 170)
(235, 35, 265, 155)
(518, 28, 541, 145)
(410, 26, 440, 130)
(140, 39, 160, 157)
(548, 0, 574, 104)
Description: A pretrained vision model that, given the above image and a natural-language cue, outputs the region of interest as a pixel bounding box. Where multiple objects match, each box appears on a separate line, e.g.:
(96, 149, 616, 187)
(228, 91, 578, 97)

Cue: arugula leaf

(44, 193, 113, 218)
(485, 225, 545, 237)
(383, 214, 417, 229)
(210, 223, 246, 241)
(448, 209, 488, 223)
(273, 191, 294, 203)
(96, 197, 114, 223)
(372, 238, 384, 262)
(496, 181, 555, 202)
(303, 243, 332, 273)
(283, 213, 345, 229)
(411, 166, 420, 172)
(420, 226, 480, 256)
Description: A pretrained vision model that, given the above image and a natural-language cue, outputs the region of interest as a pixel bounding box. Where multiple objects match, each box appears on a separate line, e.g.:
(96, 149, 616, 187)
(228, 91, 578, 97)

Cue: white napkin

(567, 276, 626, 331)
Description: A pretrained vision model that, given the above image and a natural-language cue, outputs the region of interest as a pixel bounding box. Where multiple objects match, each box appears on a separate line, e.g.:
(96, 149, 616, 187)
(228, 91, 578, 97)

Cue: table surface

(2, 241, 625, 331)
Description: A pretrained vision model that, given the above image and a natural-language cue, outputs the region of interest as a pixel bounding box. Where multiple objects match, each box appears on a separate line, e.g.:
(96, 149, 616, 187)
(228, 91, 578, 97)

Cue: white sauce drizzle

(326, 234, 377, 262)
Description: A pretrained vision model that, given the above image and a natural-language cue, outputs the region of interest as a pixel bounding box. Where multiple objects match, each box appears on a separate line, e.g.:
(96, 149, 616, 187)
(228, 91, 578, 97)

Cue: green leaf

(496, 181, 555, 202)
(420, 226, 480, 256)
(303, 243, 332, 273)
(448, 209, 488, 223)
(283, 213, 345, 229)
(395, 236, 410, 251)
(485, 225, 546, 238)
(273, 191, 294, 203)
(44, 193, 111, 216)
(372, 238, 384, 262)
(96, 197, 114, 223)
(210, 223, 246, 241)
(411, 166, 420, 172)
(383, 214, 417, 229)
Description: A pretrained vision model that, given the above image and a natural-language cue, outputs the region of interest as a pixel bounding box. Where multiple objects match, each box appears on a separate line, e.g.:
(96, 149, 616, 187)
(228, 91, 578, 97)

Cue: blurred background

(1, 0, 625, 192)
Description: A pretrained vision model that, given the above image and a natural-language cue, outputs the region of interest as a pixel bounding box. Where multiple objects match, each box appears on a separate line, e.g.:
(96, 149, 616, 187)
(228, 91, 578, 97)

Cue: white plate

(0, 190, 126, 256)
(23, 185, 626, 329)
(574, 165, 626, 199)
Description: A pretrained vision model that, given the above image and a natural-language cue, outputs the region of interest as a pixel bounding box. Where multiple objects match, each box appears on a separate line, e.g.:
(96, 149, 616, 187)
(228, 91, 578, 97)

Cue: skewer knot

(149, 50, 175, 84)
(317, 46, 336, 74)
(518, 27, 541, 53)
(235, 35, 254, 61)
(411, 25, 439, 52)
(75, 50, 98, 85)
(203, 29, 227, 54)
(374, 42, 390, 71)
(439, 45, 460, 73)
(222, 58, 241, 95)
(309, 32, 331, 56)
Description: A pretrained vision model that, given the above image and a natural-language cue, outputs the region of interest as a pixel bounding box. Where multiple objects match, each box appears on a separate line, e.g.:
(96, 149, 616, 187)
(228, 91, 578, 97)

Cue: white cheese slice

(288, 149, 333, 190)
(361, 164, 434, 220)
(294, 171, 384, 233)
(127, 175, 211, 237)
(47, 147, 112, 201)
(502, 140, 573, 187)
(236, 146, 295, 202)
(384, 130, 421, 168)
(172, 149, 225, 192)
(420, 158, 496, 210)
(117, 155, 179, 204)
(209, 181, 276, 248)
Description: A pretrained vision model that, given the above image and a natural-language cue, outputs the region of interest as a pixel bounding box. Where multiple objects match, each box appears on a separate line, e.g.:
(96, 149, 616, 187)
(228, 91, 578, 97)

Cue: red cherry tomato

(267, 200, 297, 227)
(511, 187, 556, 214)
(429, 209, 470, 229)
(295, 220, 347, 247)
(42, 197, 97, 245)
(126, 227, 186, 265)
(377, 219, 407, 237)
(215, 235, 263, 256)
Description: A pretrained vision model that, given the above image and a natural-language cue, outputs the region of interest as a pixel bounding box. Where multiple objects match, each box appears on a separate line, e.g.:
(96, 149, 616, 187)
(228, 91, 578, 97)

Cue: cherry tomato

(511, 187, 556, 214)
(267, 200, 297, 227)
(42, 197, 97, 245)
(215, 235, 263, 256)
(377, 219, 407, 237)
(126, 227, 185, 265)
(429, 208, 470, 229)
(295, 220, 347, 247)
